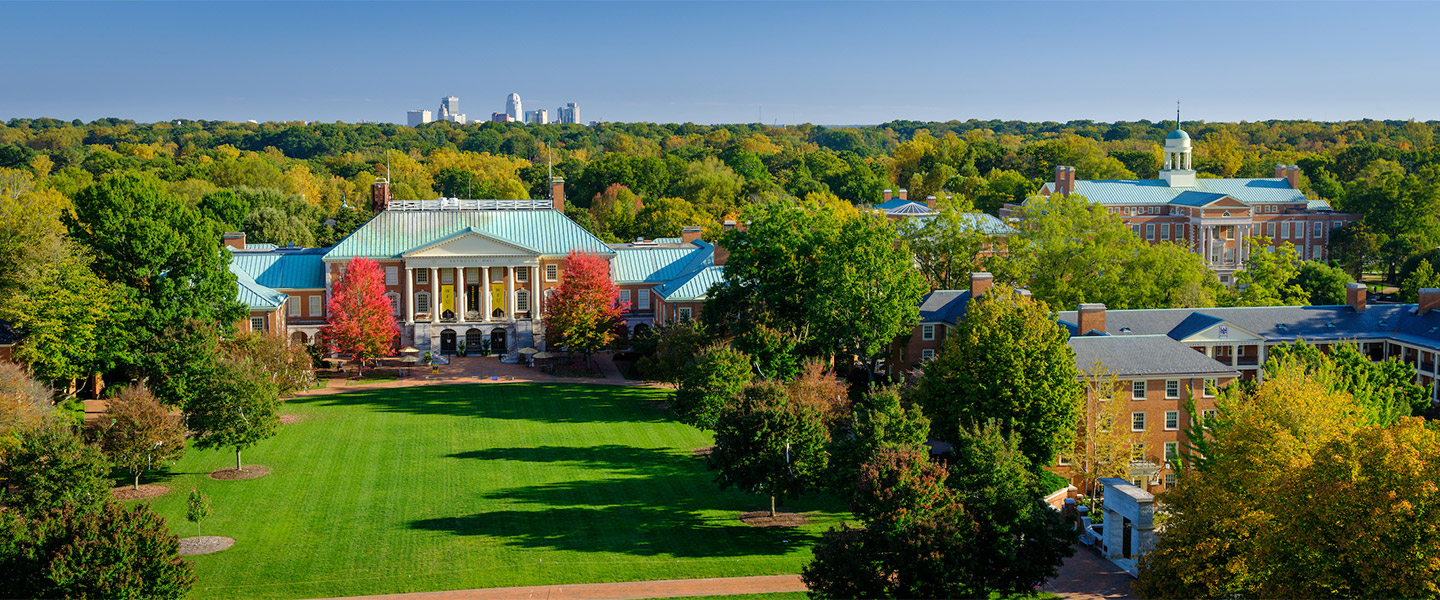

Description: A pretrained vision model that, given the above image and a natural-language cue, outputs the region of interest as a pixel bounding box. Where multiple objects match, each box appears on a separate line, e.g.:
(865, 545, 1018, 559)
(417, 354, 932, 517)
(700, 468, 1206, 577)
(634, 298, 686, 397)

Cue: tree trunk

(236, 447, 242, 471)
(134, 472, 141, 490)
(770, 494, 776, 518)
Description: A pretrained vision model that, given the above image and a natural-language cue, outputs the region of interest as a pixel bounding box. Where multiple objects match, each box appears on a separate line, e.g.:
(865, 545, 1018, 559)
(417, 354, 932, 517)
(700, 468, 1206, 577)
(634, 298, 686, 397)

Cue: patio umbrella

(518, 347, 539, 355)
(532, 351, 554, 359)
(400, 347, 420, 354)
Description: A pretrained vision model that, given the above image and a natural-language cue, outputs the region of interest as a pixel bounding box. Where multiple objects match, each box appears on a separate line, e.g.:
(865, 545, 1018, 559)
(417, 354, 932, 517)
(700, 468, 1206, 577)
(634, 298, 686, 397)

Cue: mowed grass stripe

(134, 383, 845, 599)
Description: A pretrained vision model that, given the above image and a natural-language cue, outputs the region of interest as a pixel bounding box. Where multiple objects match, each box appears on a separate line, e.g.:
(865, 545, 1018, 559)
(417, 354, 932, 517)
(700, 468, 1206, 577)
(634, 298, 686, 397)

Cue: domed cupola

(1160, 103, 1195, 187)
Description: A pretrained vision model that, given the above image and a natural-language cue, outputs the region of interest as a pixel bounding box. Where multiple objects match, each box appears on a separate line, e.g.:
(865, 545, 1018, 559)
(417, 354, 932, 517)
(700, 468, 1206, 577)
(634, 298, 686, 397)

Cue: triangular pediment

(403, 228, 538, 258)
(1206, 196, 1249, 208)
(1181, 320, 1262, 343)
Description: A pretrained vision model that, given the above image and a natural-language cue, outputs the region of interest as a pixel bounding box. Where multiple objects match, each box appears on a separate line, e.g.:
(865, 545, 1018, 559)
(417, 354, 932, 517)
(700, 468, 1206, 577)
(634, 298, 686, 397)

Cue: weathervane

(1177, 100, 1181, 129)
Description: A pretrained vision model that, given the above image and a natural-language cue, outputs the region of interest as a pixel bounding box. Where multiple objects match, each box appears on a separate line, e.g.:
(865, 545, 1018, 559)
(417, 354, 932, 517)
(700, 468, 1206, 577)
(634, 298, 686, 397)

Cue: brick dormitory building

(227, 178, 722, 356)
(1000, 125, 1359, 284)
(894, 272, 1440, 493)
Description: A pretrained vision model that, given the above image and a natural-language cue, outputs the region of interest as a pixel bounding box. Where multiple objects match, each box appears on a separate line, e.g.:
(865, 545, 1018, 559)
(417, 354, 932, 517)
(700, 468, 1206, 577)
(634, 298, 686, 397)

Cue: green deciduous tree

(708, 382, 830, 516)
(899, 204, 999, 290)
(186, 487, 212, 536)
(0, 419, 111, 516)
(185, 356, 281, 471)
(0, 501, 195, 599)
(1288, 260, 1354, 305)
(828, 388, 930, 497)
(910, 285, 1083, 468)
(1401, 259, 1440, 303)
(0, 363, 52, 460)
(1230, 238, 1306, 306)
(672, 344, 752, 430)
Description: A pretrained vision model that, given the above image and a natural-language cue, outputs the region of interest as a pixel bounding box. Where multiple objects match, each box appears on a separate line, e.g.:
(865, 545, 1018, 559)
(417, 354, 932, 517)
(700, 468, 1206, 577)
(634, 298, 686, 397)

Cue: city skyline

(2, 1, 1439, 125)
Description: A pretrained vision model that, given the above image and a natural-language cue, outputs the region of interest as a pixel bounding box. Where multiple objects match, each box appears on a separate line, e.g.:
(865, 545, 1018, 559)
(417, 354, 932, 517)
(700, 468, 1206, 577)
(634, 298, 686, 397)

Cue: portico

(398, 229, 549, 355)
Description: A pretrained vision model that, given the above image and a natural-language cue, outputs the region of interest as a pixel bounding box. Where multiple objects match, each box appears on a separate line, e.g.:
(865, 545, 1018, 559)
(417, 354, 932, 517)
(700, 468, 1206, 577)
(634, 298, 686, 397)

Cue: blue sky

(1, 1, 1436, 125)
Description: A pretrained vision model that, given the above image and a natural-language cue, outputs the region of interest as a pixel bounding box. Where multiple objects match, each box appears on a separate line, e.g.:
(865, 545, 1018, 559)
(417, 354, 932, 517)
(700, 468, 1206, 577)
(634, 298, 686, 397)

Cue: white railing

(387, 198, 553, 211)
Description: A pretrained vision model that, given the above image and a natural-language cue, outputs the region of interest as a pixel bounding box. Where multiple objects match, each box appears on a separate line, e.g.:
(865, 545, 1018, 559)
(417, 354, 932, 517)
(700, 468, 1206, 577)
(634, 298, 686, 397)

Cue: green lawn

(133, 383, 847, 599)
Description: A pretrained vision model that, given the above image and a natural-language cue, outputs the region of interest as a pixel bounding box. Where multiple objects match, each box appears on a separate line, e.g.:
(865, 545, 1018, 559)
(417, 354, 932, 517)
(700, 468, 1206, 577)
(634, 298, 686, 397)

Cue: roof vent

(1120, 327, 1132, 334)
(1429, 327, 1437, 334)
(1276, 323, 1288, 331)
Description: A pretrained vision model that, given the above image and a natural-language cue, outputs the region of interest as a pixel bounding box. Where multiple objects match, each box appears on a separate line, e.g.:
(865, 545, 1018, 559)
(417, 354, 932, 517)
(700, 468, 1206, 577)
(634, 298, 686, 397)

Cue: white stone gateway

(1098, 477, 1155, 575)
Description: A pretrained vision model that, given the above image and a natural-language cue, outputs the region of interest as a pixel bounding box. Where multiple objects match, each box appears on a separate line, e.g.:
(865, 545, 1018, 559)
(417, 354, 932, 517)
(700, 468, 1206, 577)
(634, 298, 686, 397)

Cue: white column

(512, 264, 524, 322)
(481, 266, 491, 321)
(429, 267, 438, 321)
(457, 268, 466, 323)
(528, 266, 537, 317)
(404, 267, 414, 324)
(1203, 227, 1211, 265)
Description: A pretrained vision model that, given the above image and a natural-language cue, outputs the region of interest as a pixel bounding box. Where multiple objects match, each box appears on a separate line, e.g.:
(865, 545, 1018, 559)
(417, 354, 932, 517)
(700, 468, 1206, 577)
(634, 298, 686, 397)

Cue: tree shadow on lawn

(448, 445, 703, 479)
(421, 444, 833, 558)
(287, 383, 671, 425)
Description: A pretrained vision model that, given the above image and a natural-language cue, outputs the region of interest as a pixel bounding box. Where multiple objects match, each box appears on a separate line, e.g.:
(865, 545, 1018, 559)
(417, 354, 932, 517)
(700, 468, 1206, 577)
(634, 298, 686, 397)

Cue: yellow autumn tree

(1068, 363, 1135, 496)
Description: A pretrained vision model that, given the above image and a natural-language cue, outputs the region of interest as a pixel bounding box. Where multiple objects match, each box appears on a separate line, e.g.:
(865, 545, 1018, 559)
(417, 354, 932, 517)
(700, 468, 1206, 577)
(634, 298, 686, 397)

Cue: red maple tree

(320, 257, 399, 373)
(544, 251, 626, 371)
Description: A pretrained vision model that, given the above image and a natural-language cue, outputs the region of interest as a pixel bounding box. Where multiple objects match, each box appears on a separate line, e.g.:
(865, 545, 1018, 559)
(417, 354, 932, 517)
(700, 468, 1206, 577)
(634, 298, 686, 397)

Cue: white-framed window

(1058, 454, 1071, 466)
(250, 316, 266, 332)
(309, 295, 323, 317)
(1132, 411, 1147, 432)
(416, 291, 431, 314)
(1312, 245, 1323, 261)
(440, 269, 454, 285)
(1203, 377, 1216, 397)
(921, 348, 935, 361)
(1131, 224, 1141, 236)
(678, 306, 692, 322)
(416, 269, 429, 285)
(543, 288, 555, 310)
(517, 268, 529, 283)
(517, 289, 530, 312)
(545, 264, 558, 281)
(1202, 408, 1218, 428)
(1164, 441, 1180, 462)
(1266, 222, 1276, 238)
(1225, 248, 1235, 263)
(288, 298, 301, 317)
(921, 324, 935, 341)
(385, 266, 398, 286)
(386, 292, 400, 316)
(1314, 222, 1324, 239)
(619, 289, 631, 308)
(1281, 222, 1291, 239)
(1165, 410, 1180, 430)
(1132, 380, 1146, 400)
(1145, 224, 1155, 240)
(1166, 380, 1180, 398)
(1165, 473, 1177, 488)
(638, 288, 650, 310)
(1160, 223, 1170, 240)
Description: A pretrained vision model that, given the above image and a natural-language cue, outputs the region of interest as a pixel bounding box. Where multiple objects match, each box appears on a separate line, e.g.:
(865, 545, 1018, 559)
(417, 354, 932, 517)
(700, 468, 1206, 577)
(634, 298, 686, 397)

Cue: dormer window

(1276, 323, 1288, 331)
(1120, 327, 1132, 334)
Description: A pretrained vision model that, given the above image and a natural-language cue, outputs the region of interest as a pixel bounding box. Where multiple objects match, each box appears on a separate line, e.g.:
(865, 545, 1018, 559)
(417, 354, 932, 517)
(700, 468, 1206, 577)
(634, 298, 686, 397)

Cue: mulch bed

(691, 446, 714, 457)
(209, 465, 272, 480)
(279, 414, 303, 424)
(111, 484, 170, 501)
(178, 536, 235, 556)
(739, 510, 810, 528)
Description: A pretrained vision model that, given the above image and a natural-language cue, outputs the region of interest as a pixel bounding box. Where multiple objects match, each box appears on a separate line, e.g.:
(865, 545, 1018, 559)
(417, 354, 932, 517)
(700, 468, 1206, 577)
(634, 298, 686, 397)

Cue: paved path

(319, 575, 805, 600)
(299, 353, 664, 398)
(1043, 544, 1135, 600)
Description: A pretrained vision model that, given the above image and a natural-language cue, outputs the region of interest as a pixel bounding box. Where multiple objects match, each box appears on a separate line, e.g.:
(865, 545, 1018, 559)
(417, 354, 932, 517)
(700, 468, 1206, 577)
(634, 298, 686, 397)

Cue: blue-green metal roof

(610, 241, 713, 284)
(1043, 178, 1310, 206)
(655, 265, 725, 302)
(230, 265, 288, 311)
(1167, 191, 1231, 207)
(877, 198, 922, 210)
(1167, 129, 1190, 141)
(229, 249, 328, 289)
(248, 243, 278, 251)
(324, 209, 614, 261)
(1308, 199, 1335, 211)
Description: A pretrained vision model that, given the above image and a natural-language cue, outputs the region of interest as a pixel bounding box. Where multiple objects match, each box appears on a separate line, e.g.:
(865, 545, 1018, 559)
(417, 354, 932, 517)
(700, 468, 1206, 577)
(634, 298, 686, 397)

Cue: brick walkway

(299, 353, 665, 397)
(1043, 544, 1135, 600)
(317, 575, 805, 600)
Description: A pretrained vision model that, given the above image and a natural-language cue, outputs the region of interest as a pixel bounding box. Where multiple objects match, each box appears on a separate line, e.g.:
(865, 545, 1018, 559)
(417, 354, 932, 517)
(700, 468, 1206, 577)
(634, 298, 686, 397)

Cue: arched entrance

(291, 331, 308, 345)
(465, 329, 484, 353)
(490, 328, 507, 355)
(633, 323, 652, 339)
(440, 329, 457, 355)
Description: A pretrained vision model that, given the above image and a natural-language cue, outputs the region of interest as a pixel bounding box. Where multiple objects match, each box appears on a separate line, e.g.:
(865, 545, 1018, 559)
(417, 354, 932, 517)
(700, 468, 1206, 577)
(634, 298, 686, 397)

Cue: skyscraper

(407, 109, 432, 127)
(557, 102, 579, 124)
(438, 96, 466, 124)
(525, 109, 548, 125)
(506, 93, 522, 122)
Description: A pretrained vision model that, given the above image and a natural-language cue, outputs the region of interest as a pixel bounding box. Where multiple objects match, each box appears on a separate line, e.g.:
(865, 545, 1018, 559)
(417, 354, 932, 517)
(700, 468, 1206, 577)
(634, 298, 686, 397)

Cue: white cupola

(1159, 105, 1195, 187)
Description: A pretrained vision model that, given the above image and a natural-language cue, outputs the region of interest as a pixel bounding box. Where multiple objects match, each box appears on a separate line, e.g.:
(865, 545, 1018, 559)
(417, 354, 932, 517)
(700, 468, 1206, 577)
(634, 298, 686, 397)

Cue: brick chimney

(926, 195, 937, 210)
(1286, 165, 1300, 189)
(370, 179, 393, 212)
(223, 232, 246, 250)
(970, 272, 993, 298)
(1078, 303, 1107, 335)
(1275, 164, 1288, 180)
(1346, 282, 1367, 312)
(550, 177, 566, 211)
(1054, 165, 1075, 197)
(1420, 288, 1440, 316)
(681, 226, 703, 244)
(898, 188, 908, 201)
(883, 189, 893, 202)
